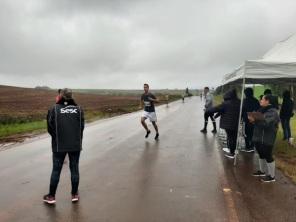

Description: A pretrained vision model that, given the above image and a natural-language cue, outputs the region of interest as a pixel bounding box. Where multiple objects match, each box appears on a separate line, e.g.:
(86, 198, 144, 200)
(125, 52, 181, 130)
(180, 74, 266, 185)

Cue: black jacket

(242, 97, 260, 123)
(252, 105, 280, 146)
(47, 98, 85, 152)
(280, 98, 294, 119)
(207, 90, 241, 131)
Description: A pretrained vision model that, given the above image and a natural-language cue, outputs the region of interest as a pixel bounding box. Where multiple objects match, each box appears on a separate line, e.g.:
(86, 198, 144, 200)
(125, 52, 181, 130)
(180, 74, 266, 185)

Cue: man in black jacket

(43, 88, 85, 204)
(206, 89, 241, 158)
(242, 88, 260, 152)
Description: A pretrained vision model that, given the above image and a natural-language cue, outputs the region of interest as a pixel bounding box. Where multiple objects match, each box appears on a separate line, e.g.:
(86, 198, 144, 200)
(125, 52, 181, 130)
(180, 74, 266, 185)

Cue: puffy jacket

(252, 105, 280, 146)
(47, 98, 85, 152)
(206, 90, 241, 131)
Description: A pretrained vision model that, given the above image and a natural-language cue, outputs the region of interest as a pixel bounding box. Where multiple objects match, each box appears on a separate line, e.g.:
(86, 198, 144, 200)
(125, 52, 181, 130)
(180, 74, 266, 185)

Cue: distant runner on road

(140, 83, 159, 140)
(44, 88, 85, 204)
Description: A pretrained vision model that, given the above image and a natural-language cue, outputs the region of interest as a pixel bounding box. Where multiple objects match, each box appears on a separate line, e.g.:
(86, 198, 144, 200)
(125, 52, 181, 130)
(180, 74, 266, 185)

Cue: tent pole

(234, 77, 246, 166)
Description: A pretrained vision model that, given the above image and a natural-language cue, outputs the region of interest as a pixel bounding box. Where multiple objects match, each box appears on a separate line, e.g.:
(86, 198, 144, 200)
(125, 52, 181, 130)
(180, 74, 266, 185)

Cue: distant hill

(35, 86, 51, 90)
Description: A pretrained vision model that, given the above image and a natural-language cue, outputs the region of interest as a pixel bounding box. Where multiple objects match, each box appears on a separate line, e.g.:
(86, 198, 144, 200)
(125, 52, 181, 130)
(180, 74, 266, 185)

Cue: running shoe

(224, 153, 235, 159)
(145, 130, 151, 138)
(155, 133, 159, 140)
(261, 175, 276, 183)
(252, 170, 266, 177)
(200, 129, 207, 133)
(241, 148, 255, 153)
(72, 194, 80, 202)
(222, 148, 230, 153)
(211, 129, 217, 134)
(43, 194, 56, 204)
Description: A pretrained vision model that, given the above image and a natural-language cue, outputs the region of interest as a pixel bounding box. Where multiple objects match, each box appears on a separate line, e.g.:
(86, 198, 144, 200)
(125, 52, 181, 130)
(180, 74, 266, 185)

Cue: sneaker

(145, 130, 151, 138)
(222, 147, 230, 154)
(261, 175, 276, 183)
(241, 148, 255, 153)
(200, 129, 207, 133)
(211, 129, 217, 134)
(43, 194, 56, 204)
(155, 133, 159, 140)
(72, 194, 79, 202)
(252, 170, 266, 177)
(224, 153, 235, 159)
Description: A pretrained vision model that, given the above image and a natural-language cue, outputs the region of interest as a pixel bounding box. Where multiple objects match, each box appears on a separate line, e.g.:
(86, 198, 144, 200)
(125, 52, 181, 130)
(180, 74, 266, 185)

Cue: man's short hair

(144, 83, 149, 88)
(204, 87, 209, 90)
(58, 89, 62, 94)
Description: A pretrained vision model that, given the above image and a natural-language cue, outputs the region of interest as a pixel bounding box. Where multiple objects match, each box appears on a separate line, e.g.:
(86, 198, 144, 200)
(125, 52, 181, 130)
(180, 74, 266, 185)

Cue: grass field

(0, 85, 183, 143)
(0, 121, 47, 141)
(274, 117, 296, 183)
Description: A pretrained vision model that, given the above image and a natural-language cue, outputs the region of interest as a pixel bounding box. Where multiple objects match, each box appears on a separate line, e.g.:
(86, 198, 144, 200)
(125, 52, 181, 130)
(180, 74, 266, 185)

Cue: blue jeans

(281, 118, 291, 140)
(49, 151, 80, 196)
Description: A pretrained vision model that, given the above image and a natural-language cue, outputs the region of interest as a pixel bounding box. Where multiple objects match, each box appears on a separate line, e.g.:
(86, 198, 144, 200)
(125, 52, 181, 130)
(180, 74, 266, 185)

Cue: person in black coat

(43, 88, 85, 204)
(206, 89, 241, 158)
(242, 88, 260, 152)
(280, 90, 294, 141)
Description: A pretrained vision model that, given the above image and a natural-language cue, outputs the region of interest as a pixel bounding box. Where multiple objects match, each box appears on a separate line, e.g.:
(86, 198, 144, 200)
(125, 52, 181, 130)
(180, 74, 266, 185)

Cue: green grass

(0, 95, 181, 141)
(0, 121, 47, 139)
(274, 117, 296, 183)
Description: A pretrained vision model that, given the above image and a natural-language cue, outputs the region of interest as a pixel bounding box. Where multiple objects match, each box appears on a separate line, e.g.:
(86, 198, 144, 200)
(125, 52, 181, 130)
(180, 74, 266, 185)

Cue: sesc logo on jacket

(60, 106, 78, 114)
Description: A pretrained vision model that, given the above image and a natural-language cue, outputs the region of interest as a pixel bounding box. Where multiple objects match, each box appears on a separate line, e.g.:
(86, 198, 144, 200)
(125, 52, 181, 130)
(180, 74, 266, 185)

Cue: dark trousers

(281, 118, 291, 140)
(49, 151, 81, 196)
(226, 129, 238, 155)
(254, 142, 274, 162)
(244, 122, 254, 149)
(204, 112, 215, 123)
(203, 112, 216, 130)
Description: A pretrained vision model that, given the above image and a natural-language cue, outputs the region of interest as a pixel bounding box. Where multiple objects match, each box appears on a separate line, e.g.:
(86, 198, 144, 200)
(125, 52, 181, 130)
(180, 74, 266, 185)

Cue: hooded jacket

(252, 105, 280, 146)
(280, 98, 294, 119)
(206, 89, 241, 131)
(47, 98, 85, 152)
(242, 96, 260, 123)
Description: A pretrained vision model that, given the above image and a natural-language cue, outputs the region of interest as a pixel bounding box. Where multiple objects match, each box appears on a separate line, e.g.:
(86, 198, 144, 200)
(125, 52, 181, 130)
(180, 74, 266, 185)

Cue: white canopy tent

(221, 34, 296, 165)
(223, 34, 296, 85)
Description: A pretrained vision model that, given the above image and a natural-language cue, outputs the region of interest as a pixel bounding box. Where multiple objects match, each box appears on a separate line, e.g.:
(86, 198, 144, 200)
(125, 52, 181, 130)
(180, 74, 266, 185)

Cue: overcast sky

(0, 0, 296, 89)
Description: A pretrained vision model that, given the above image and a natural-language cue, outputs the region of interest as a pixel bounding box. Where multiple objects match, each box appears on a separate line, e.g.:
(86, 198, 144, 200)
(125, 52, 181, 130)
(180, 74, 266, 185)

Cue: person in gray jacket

(248, 94, 280, 183)
(200, 87, 217, 133)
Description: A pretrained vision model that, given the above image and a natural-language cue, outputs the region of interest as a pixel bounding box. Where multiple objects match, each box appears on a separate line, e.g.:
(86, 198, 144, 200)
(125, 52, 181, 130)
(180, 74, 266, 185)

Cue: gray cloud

(0, 0, 296, 89)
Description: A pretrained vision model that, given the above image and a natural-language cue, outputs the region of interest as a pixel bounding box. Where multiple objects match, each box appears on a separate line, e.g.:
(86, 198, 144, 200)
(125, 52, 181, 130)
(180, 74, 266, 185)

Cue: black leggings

(226, 129, 238, 155)
(254, 143, 274, 163)
(49, 151, 81, 196)
(244, 123, 254, 149)
(204, 112, 215, 122)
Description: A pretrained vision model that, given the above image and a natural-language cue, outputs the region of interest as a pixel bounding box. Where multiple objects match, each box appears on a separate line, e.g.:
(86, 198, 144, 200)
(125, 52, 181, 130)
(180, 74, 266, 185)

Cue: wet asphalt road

(0, 97, 295, 222)
(0, 97, 231, 222)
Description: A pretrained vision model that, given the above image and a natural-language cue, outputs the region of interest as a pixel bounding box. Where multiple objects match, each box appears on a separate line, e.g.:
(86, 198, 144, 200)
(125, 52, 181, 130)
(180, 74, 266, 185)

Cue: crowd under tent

(221, 33, 296, 165)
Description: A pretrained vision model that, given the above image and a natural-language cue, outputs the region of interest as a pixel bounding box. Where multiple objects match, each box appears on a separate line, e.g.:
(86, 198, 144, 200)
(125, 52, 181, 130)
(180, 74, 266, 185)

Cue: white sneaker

(222, 147, 230, 153)
(288, 137, 294, 145)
